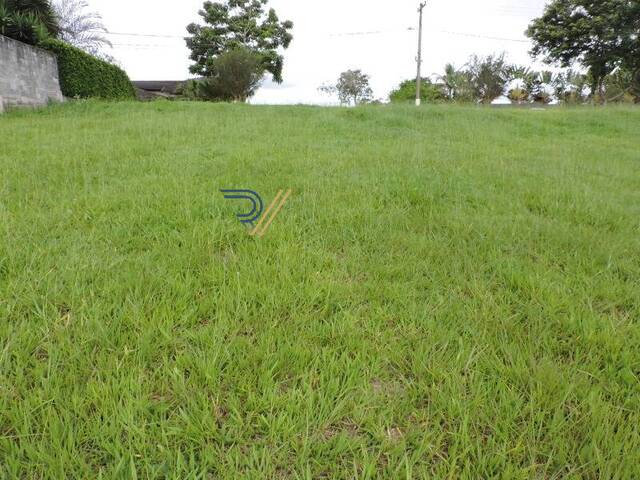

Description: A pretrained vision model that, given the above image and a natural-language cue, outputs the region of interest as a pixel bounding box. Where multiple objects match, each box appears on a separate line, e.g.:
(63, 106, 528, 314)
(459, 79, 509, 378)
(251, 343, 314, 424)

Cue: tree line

(387, 54, 639, 106)
(182, 0, 640, 105)
(2, 0, 638, 105)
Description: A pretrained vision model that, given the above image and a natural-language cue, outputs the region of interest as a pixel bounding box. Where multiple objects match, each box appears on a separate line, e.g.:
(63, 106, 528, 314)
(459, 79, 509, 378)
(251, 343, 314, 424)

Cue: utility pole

(415, 1, 427, 107)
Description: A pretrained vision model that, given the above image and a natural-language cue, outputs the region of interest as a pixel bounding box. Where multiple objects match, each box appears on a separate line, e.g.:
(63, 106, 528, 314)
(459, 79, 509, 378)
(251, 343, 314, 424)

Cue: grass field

(1, 101, 639, 479)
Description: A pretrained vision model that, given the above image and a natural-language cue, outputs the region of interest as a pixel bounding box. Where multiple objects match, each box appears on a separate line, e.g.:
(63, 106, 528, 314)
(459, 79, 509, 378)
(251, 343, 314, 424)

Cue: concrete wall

(0, 35, 64, 110)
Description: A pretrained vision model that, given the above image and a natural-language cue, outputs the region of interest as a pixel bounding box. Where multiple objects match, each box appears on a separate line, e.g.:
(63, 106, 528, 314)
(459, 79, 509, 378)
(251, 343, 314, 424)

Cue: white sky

(89, 0, 549, 104)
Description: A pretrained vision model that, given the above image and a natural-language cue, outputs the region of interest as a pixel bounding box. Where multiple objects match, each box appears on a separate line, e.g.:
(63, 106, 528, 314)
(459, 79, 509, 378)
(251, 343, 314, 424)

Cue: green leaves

(527, 0, 640, 100)
(389, 78, 446, 104)
(466, 54, 510, 104)
(320, 70, 374, 106)
(0, 0, 57, 45)
(41, 39, 135, 100)
(191, 47, 265, 102)
(185, 0, 293, 84)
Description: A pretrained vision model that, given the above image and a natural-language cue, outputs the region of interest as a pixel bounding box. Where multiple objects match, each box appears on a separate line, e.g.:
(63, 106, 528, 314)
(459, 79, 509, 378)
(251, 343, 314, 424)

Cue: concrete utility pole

(415, 1, 427, 107)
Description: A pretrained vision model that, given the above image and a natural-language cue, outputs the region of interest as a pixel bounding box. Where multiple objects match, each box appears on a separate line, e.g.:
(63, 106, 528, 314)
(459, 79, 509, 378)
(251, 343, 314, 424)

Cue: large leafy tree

(526, 0, 640, 101)
(185, 0, 293, 83)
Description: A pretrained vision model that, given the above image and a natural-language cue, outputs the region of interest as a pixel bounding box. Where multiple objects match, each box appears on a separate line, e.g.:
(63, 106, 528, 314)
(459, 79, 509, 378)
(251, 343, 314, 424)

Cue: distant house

(132, 81, 186, 101)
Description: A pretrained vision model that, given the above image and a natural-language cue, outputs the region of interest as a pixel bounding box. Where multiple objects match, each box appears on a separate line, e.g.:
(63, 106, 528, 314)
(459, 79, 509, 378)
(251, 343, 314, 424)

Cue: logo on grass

(221, 189, 292, 237)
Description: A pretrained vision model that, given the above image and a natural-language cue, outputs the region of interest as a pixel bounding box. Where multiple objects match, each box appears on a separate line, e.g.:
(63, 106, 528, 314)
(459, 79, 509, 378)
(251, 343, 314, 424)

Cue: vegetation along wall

(41, 40, 135, 100)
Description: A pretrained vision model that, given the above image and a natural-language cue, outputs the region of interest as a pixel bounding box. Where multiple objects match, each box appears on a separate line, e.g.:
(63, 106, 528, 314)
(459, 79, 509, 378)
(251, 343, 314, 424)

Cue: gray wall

(0, 35, 64, 110)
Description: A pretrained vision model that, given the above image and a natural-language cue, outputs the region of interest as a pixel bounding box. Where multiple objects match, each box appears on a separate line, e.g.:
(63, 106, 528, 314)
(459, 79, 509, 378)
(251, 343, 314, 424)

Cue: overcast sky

(89, 0, 549, 104)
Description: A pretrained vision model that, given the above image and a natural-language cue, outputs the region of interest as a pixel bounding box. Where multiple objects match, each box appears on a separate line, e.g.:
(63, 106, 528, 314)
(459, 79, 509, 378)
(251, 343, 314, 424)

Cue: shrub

(40, 39, 134, 100)
(0, 0, 59, 45)
(389, 78, 445, 103)
(178, 49, 264, 103)
(196, 48, 264, 102)
(0, 11, 51, 45)
(176, 79, 202, 100)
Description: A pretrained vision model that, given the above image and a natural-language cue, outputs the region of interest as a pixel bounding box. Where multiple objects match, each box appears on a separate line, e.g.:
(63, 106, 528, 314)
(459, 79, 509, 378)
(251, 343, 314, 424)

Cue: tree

(438, 63, 471, 100)
(554, 69, 589, 104)
(526, 71, 556, 104)
(194, 47, 264, 102)
(0, 0, 59, 45)
(320, 70, 373, 106)
(53, 0, 112, 59)
(507, 65, 535, 104)
(507, 87, 528, 104)
(464, 54, 510, 104)
(185, 0, 293, 83)
(389, 78, 445, 103)
(526, 0, 640, 102)
(603, 68, 637, 103)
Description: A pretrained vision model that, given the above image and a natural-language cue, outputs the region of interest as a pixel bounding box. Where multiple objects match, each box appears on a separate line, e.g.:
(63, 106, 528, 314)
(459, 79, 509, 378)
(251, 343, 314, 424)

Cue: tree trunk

(632, 69, 640, 104)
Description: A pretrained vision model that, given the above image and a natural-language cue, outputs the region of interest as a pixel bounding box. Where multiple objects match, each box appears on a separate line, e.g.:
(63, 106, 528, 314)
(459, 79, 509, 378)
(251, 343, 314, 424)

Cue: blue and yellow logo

(221, 189, 292, 237)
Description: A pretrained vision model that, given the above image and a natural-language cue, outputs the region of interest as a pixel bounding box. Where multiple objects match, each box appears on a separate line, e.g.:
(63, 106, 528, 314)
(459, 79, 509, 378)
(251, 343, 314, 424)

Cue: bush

(176, 79, 202, 100)
(0, 0, 59, 46)
(179, 48, 264, 103)
(389, 78, 445, 103)
(199, 48, 264, 102)
(41, 39, 134, 100)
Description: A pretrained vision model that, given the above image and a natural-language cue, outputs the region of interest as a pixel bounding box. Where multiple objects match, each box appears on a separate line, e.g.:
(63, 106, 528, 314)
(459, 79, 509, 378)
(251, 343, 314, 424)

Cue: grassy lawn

(1, 101, 639, 479)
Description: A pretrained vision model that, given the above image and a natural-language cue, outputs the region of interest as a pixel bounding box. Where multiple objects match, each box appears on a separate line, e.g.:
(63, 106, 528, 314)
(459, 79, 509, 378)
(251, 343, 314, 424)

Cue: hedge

(41, 39, 135, 100)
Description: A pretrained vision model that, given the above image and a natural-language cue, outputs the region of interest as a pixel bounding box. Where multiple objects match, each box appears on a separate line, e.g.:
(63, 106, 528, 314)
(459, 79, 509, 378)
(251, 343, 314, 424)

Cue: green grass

(0, 101, 639, 479)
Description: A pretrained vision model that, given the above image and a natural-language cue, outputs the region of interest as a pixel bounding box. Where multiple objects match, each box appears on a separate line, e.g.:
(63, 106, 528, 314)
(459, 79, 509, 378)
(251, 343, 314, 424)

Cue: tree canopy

(526, 0, 640, 99)
(185, 0, 293, 83)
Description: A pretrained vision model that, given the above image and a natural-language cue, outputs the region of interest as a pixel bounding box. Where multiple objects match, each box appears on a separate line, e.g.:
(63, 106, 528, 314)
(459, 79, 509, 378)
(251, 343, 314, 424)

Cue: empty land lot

(1, 102, 639, 478)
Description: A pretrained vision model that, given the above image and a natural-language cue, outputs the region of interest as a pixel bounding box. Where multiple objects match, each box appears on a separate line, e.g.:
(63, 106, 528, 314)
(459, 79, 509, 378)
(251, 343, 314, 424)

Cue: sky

(88, 0, 550, 104)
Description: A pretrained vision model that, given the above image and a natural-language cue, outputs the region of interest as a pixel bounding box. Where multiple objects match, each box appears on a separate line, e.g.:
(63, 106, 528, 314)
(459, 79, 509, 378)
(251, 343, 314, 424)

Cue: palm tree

(436, 63, 474, 102)
(53, 0, 111, 57)
(438, 63, 458, 99)
(0, 0, 58, 44)
(507, 87, 528, 104)
(507, 66, 535, 104)
(12, 0, 57, 34)
(527, 71, 556, 104)
(559, 70, 589, 104)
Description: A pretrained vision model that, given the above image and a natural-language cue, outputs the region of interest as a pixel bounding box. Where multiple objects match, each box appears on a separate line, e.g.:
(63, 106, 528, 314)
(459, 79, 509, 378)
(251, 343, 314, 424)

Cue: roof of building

(132, 81, 185, 94)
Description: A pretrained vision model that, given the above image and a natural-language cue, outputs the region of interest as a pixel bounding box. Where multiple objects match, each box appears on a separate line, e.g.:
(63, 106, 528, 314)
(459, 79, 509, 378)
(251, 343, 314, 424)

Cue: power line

(111, 43, 185, 48)
(109, 29, 530, 50)
(101, 2, 544, 42)
(436, 30, 530, 43)
(106, 28, 418, 40)
(106, 31, 184, 39)
(328, 27, 415, 37)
